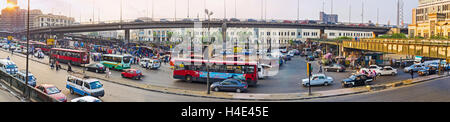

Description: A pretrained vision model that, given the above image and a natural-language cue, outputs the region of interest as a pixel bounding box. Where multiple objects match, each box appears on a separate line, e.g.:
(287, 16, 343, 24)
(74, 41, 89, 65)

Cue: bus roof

(102, 54, 132, 57)
(51, 48, 86, 53)
(174, 58, 257, 65)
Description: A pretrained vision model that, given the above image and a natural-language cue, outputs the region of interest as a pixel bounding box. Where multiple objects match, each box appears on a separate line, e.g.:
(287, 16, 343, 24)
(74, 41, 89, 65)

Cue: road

(302, 76, 450, 102)
(1, 48, 416, 94)
(0, 50, 238, 102)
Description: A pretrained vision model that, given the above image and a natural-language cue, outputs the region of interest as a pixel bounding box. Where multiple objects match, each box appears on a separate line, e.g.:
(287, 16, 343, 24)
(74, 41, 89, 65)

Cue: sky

(1, 0, 418, 25)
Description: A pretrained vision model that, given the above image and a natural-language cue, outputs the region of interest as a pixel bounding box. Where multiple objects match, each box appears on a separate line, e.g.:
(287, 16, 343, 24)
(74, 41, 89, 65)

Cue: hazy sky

(1, 0, 418, 24)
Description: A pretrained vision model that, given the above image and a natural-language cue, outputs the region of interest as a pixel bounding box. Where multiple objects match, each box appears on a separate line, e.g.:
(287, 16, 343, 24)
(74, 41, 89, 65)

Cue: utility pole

(187, 0, 190, 18)
(297, 0, 299, 21)
(224, 0, 227, 20)
(120, 0, 123, 23)
(265, 0, 267, 20)
(322, 0, 325, 12)
(152, 0, 154, 19)
(92, 0, 95, 24)
(361, 1, 364, 24)
(174, 0, 177, 21)
(26, 0, 31, 98)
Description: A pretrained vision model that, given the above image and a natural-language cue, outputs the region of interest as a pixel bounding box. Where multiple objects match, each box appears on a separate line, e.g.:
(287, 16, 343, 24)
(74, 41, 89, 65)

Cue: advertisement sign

(47, 39, 55, 45)
(199, 72, 245, 80)
(7, 36, 13, 41)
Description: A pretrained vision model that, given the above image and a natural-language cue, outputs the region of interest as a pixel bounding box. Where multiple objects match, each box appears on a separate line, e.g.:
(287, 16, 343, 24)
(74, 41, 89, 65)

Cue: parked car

(71, 96, 102, 102)
(302, 74, 334, 86)
(288, 51, 295, 57)
(121, 69, 143, 80)
(13, 48, 22, 53)
(291, 49, 300, 55)
(210, 79, 248, 93)
(341, 74, 373, 88)
(85, 63, 106, 73)
(324, 64, 346, 72)
(418, 66, 438, 76)
(66, 75, 105, 97)
(404, 64, 425, 73)
(15, 70, 37, 87)
(35, 84, 67, 102)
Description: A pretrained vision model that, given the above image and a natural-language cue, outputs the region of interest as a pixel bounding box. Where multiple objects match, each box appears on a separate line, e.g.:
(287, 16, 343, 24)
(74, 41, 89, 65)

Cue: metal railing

(0, 70, 59, 102)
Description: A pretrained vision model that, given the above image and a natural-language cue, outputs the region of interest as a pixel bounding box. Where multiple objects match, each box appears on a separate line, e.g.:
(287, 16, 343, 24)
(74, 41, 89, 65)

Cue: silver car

(302, 74, 334, 86)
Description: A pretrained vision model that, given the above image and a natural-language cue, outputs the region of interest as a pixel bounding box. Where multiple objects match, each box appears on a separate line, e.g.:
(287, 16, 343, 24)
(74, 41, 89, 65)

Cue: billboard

(7, 0, 17, 5)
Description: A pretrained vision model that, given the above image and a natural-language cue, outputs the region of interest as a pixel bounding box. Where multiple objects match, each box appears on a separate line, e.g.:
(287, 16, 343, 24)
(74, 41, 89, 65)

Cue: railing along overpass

(17, 21, 399, 35)
(313, 38, 450, 59)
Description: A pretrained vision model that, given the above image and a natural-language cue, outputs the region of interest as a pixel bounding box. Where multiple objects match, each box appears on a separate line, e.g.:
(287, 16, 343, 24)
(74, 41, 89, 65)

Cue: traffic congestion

(1, 37, 449, 102)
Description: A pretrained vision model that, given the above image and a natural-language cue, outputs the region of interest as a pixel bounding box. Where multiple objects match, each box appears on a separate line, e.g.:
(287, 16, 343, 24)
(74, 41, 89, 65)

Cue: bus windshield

(6, 64, 17, 69)
(123, 56, 131, 63)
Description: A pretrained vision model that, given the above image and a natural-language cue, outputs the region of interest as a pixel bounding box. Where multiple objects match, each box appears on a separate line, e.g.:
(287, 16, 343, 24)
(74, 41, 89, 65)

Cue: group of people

(360, 69, 378, 80)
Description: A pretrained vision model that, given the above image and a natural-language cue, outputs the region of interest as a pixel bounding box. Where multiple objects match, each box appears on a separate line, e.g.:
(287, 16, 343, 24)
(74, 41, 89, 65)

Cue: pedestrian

(6, 56, 10, 60)
(67, 62, 72, 73)
(410, 69, 414, 79)
(56, 60, 60, 71)
(319, 64, 323, 73)
(105, 68, 110, 78)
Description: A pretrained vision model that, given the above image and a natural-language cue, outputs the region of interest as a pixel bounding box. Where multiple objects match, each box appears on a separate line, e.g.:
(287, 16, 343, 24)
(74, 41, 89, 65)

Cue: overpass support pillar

(222, 23, 227, 61)
(57, 33, 64, 40)
(320, 29, 326, 39)
(125, 29, 130, 45)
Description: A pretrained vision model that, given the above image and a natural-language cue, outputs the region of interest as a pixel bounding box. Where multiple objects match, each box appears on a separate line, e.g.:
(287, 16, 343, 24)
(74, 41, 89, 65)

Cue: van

(66, 75, 105, 97)
(15, 70, 37, 87)
(140, 58, 161, 69)
(0, 59, 18, 75)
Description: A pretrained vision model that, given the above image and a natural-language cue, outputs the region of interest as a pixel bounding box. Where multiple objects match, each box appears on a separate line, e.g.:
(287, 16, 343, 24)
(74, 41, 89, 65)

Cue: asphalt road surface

(302, 76, 450, 102)
(0, 50, 238, 102)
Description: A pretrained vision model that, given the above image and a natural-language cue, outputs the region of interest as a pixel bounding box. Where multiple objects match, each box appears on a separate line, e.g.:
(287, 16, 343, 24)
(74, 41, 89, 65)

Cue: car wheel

(121, 74, 125, 78)
(95, 69, 99, 73)
(392, 72, 396, 76)
(70, 88, 74, 94)
(324, 82, 329, 86)
(214, 87, 220, 92)
(341, 83, 346, 88)
(325, 69, 328, 72)
(236, 89, 242, 93)
(186, 75, 193, 83)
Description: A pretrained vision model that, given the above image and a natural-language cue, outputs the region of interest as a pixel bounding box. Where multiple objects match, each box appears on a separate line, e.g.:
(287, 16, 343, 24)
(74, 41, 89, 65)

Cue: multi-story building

(33, 14, 75, 28)
(320, 12, 338, 24)
(409, 0, 450, 38)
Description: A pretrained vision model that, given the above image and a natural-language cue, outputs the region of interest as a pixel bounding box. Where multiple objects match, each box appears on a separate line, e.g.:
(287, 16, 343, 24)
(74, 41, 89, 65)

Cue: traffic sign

(47, 39, 55, 45)
(7, 36, 13, 41)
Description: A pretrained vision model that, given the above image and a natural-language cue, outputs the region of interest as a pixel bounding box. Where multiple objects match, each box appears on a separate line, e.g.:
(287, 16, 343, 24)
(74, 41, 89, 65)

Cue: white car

(70, 96, 102, 102)
(360, 65, 383, 74)
(378, 66, 398, 76)
(302, 74, 334, 86)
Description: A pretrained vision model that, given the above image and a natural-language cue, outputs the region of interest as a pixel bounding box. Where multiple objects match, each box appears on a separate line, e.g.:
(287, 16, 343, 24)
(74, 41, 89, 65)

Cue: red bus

(50, 48, 90, 65)
(33, 41, 52, 54)
(173, 59, 258, 86)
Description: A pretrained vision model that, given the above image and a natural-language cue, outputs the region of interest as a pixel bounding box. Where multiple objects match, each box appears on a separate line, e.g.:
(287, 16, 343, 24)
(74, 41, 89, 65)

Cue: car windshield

(96, 64, 104, 67)
(123, 56, 131, 63)
(28, 76, 35, 81)
(349, 75, 357, 80)
(6, 64, 17, 69)
(136, 70, 142, 74)
(46, 87, 61, 95)
(89, 81, 103, 89)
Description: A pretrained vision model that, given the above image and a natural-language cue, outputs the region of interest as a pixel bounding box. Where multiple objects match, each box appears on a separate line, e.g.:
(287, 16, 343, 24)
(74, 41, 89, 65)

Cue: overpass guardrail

(0, 70, 59, 102)
(312, 38, 450, 59)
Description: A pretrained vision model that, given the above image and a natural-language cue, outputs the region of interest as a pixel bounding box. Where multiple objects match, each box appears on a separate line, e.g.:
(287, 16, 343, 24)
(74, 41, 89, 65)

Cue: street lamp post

(205, 9, 213, 94)
(25, 0, 30, 99)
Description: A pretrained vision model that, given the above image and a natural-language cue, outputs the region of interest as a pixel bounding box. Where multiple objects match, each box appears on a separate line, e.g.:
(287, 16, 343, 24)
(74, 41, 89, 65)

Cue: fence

(0, 70, 59, 102)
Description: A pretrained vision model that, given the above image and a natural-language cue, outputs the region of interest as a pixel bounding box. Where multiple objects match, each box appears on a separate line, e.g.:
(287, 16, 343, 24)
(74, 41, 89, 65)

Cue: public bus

(172, 59, 258, 86)
(50, 48, 90, 65)
(100, 54, 132, 70)
(33, 41, 52, 54)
